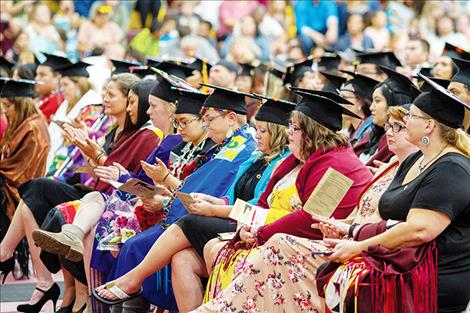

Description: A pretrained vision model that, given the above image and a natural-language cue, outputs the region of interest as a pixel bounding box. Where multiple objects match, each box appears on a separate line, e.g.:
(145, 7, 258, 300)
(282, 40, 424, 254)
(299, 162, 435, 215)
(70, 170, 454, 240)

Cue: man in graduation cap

(34, 53, 71, 124)
(447, 57, 470, 131)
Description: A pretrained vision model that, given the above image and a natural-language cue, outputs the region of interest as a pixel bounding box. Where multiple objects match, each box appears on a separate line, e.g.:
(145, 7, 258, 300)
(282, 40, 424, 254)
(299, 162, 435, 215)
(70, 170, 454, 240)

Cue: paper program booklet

(303, 167, 353, 217)
(229, 199, 268, 228)
(107, 178, 167, 198)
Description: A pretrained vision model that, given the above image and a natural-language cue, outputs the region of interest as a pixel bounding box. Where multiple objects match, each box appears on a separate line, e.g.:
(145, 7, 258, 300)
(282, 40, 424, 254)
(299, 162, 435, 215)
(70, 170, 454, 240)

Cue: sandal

(92, 281, 143, 305)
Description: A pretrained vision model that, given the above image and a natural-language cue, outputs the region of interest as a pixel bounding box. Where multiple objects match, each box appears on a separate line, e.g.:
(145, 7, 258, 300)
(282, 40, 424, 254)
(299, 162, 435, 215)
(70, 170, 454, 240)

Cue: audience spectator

(336, 13, 374, 52)
(364, 10, 390, 51)
(24, 2, 62, 54)
(217, 0, 257, 39)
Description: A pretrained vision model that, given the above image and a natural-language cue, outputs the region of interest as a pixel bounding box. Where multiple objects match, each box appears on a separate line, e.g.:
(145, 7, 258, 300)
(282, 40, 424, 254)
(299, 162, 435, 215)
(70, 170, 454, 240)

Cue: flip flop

(92, 281, 143, 305)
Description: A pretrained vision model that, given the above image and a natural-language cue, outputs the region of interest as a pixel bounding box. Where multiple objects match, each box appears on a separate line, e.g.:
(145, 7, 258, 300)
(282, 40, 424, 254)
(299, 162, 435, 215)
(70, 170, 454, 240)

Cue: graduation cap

(319, 71, 347, 94)
(40, 52, 72, 71)
(283, 57, 314, 86)
(56, 61, 91, 77)
(338, 48, 359, 64)
(450, 57, 470, 86)
(357, 51, 402, 69)
(130, 65, 154, 78)
(417, 67, 433, 78)
(110, 59, 141, 75)
(0, 57, 14, 75)
(147, 59, 194, 79)
(199, 83, 249, 114)
(238, 63, 256, 77)
(289, 87, 353, 105)
(379, 65, 421, 100)
(0, 78, 39, 98)
(317, 54, 341, 71)
(246, 94, 295, 126)
(293, 91, 361, 131)
(414, 74, 470, 129)
(419, 76, 450, 93)
(171, 87, 209, 115)
(188, 57, 213, 73)
(443, 42, 470, 61)
(340, 70, 380, 102)
(149, 68, 196, 103)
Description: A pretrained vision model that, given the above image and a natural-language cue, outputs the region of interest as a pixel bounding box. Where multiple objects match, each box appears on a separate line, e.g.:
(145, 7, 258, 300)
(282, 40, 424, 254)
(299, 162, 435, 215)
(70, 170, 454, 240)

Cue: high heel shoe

(56, 298, 75, 313)
(72, 303, 87, 313)
(17, 282, 60, 313)
(0, 257, 14, 284)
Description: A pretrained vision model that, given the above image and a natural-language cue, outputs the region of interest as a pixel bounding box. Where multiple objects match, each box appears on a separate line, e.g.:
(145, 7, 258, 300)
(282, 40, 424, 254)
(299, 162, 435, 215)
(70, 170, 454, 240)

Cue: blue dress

(107, 125, 257, 310)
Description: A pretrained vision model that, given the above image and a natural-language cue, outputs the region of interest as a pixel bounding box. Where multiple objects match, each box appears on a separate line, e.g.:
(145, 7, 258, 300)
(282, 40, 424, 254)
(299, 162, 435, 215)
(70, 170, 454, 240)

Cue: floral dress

(204, 165, 303, 302)
(194, 161, 399, 313)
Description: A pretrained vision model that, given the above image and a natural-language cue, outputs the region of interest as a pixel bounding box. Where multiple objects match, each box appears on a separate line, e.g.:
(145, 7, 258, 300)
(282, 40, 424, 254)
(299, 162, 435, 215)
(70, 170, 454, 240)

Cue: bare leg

(73, 192, 106, 233)
(0, 200, 27, 261)
(82, 226, 95, 291)
(61, 268, 76, 308)
(95, 224, 191, 300)
(73, 279, 88, 311)
(23, 203, 55, 303)
(171, 248, 208, 313)
(202, 238, 226, 274)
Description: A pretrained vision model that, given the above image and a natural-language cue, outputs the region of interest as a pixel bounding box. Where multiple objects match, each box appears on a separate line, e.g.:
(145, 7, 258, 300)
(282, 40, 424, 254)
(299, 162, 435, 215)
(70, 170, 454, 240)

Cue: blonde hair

(418, 110, 470, 158)
(1, 97, 39, 144)
(388, 106, 408, 123)
(66, 76, 94, 110)
(292, 111, 350, 160)
(264, 122, 289, 163)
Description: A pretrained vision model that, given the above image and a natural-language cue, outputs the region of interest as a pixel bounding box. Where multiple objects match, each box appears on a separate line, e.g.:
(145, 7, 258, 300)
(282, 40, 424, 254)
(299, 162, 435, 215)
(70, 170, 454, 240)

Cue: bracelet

(162, 171, 170, 182)
(348, 223, 360, 238)
(95, 152, 105, 164)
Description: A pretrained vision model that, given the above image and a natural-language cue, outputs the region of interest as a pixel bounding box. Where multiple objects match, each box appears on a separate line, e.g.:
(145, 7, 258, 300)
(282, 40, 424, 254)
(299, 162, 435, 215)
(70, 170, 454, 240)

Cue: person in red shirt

(34, 53, 70, 123)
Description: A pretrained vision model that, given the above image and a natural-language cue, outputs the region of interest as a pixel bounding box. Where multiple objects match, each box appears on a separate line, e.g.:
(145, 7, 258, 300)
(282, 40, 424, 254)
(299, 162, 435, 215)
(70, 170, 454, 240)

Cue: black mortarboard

(110, 59, 141, 75)
(320, 71, 347, 94)
(338, 48, 359, 64)
(147, 59, 194, 79)
(247, 94, 295, 126)
(379, 65, 421, 100)
(317, 54, 341, 71)
(417, 67, 433, 77)
(340, 70, 380, 102)
(284, 57, 314, 86)
(443, 42, 470, 61)
(414, 74, 469, 128)
(40, 53, 72, 71)
(149, 68, 195, 103)
(200, 83, 248, 114)
(130, 65, 154, 78)
(260, 62, 285, 79)
(450, 57, 470, 86)
(238, 63, 256, 77)
(0, 78, 38, 98)
(358, 51, 402, 69)
(171, 87, 209, 115)
(293, 91, 361, 131)
(188, 57, 213, 73)
(0, 57, 14, 75)
(57, 61, 91, 77)
(419, 76, 450, 93)
(289, 87, 353, 105)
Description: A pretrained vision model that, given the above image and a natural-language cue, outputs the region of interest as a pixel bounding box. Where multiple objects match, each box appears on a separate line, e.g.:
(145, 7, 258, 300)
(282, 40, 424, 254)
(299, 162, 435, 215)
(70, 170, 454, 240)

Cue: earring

(226, 128, 234, 138)
(75, 90, 81, 99)
(421, 136, 430, 145)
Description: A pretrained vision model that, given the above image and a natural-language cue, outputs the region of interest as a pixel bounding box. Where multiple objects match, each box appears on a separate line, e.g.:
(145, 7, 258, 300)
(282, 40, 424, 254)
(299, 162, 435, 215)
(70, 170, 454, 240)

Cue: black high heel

(72, 303, 87, 313)
(0, 257, 14, 284)
(17, 282, 60, 313)
(56, 298, 75, 313)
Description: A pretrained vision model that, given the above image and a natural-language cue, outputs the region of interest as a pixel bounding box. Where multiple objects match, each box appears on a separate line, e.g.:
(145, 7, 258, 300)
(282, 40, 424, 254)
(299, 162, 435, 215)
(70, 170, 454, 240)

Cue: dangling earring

(421, 136, 430, 145)
(226, 128, 234, 138)
(75, 90, 81, 99)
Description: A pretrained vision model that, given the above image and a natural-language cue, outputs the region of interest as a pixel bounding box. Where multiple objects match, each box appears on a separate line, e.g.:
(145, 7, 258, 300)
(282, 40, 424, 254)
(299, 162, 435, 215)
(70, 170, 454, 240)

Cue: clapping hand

(141, 158, 169, 183)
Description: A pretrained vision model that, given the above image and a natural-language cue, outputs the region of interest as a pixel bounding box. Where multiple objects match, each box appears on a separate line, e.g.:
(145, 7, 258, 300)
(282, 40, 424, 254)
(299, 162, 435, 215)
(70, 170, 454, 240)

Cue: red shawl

(316, 221, 438, 313)
(256, 146, 372, 244)
(93, 126, 162, 193)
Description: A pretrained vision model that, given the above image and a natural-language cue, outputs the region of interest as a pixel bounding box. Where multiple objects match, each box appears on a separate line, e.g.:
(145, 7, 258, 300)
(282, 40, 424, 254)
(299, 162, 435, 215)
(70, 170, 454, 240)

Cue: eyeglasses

(403, 113, 428, 121)
(288, 121, 301, 132)
(201, 113, 227, 124)
(384, 123, 406, 133)
(173, 118, 198, 129)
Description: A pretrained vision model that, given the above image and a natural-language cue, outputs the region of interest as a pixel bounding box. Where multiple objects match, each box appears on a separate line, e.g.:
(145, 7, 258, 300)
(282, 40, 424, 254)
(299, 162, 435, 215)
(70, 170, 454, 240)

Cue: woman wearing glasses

(92, 84, 257, 312)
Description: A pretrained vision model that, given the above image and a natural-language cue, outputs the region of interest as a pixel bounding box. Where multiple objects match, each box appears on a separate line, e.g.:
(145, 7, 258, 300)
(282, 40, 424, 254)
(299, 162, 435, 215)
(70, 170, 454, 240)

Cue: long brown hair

(292, 111, 350, 161)
(264, 122, 289, 163)
(1, 97, 39, 144)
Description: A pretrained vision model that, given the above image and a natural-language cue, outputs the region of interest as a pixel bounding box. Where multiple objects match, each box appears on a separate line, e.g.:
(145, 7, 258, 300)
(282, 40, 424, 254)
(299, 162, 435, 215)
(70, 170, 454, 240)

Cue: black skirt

(18, 178, 91, 226)
(175, 214, 237, 258)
